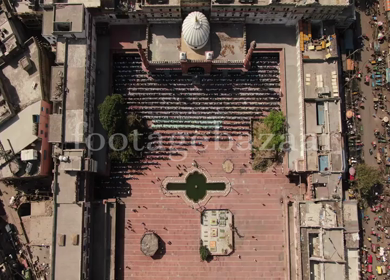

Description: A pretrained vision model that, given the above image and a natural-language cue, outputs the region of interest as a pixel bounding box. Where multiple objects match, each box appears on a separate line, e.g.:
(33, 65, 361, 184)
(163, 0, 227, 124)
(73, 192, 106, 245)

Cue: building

(43, 3, 117, 280)
(288, 200, 359, 280)
(40, 0, 356, 278)
(0, 37, 52, 181)
(3, 0, 43, 30)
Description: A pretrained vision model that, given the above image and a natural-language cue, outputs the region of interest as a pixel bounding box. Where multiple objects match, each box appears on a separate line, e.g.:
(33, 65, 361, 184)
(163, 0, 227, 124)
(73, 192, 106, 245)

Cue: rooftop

(212, 0, 349, 6)
(67, 0, 100, 8)
(21, 201, 53, 246)
(53, 4, 84, 33)
(149, 24, 181, 62)
(312, 173, 342, 199)
(210, 24, 245, 61)
(302, 21, 338, 60)
(0, 100, 40, 154)
(54, 203, 83, 280)
(49, 38, 87, 143)
(42, 9, 54, 37)
(149, 23, 246, 62)
(303, 61, 339, 99)
(299, 201, 342, 228)
(0, 12, 18, 57)
(10, 0, 41, 14)
(56, 167, 78, 204)
(1, 38, 43, 112)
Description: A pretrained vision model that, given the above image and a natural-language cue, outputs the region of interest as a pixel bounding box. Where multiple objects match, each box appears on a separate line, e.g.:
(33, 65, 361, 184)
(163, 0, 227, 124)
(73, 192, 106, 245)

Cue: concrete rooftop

(1, 38, 42, 111)
(303, 62, 339, 99)
(54, 4, 84, 33)
(0, 100, 40, 154)
(54, 203, 83, 280)
(149, 24, 181, 62)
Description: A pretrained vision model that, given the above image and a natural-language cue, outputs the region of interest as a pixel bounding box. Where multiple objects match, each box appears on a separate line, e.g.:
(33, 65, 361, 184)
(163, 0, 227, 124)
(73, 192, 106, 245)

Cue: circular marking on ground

(223, 159, 234, 173)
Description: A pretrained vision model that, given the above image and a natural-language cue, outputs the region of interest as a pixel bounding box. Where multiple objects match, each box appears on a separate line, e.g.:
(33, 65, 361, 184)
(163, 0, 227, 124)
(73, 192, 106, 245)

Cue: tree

(98, 94, 125, 137)
(98, 95, 145, 163)
(354, 164, 382, 207)
(199, 245, 210, 261)
(263, 110, 286, 152)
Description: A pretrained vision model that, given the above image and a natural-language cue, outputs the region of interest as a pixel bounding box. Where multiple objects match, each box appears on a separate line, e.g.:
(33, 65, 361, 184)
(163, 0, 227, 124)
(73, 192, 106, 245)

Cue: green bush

(199, 245, 210, 261)
(263, 110, 286, 151)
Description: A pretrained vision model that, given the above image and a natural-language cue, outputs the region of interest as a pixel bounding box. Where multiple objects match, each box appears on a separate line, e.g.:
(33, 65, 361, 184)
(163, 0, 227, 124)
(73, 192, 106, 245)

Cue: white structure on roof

(21, 149, 38, 161)
(182, 11, 210, 50)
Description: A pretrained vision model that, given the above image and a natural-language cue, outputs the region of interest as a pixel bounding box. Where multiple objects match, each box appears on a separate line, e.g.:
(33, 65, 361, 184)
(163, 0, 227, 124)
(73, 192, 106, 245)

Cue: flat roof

(67, 0, 100, 8)
(346, 249, 359, 279)
(149, 24, 181, 62)
(56, 168, 78, 204)
(0, 100, 40, 154)
(1, 38, 43, 111)
(50, 66, 64, 101)
(323, 229, 344, 261)
(304, 62, 339, 99)
(64, 110, 85, 143)
(299, 201, 342, 228)
(48, 114, 61, 143)
(211, 24, 245, 61)
(54, 203, 83, 280)
(54, 4, 84, 33)
(343, 201, 359, 232)
(42, 9, 54, 36)
(212, 0, 348, 6)
(323, 263, 345, 280)
(0, 12, 15, 47)
(66, 68, 86, 110)
(312, 173, 343, 199)
(12, 0, 41, 14)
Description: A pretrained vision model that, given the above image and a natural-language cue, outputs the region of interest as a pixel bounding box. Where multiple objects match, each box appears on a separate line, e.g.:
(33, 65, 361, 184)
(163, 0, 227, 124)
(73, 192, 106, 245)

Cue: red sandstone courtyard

(96, 25, 304, 279)
(102, 52, 303, 280)
(120, 143, 301, 280)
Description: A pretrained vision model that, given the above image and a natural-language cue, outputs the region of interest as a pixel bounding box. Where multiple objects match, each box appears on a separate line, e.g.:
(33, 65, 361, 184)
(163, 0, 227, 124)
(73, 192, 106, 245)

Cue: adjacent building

(288, 200, 359, 280)
(0, 37, 52, 181)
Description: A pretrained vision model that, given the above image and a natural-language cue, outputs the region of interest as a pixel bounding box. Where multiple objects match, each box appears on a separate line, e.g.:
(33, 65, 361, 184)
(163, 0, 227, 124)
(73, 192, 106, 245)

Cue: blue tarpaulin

(319, 155, 329, 171)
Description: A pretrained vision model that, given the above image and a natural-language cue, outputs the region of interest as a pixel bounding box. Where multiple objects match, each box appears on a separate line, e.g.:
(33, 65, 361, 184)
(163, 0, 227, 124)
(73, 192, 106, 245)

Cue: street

(354, 0, 390, 278)
(357, 0, 389, 167)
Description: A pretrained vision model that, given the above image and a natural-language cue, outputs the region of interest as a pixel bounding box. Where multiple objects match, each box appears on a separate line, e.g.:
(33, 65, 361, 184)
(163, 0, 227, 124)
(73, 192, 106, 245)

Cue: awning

(386, 68, 390, 83)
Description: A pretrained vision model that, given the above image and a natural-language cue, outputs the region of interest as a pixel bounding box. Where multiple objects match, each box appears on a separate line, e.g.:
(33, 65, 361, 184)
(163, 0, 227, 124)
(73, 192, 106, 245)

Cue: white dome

(182, 12, 210, 50)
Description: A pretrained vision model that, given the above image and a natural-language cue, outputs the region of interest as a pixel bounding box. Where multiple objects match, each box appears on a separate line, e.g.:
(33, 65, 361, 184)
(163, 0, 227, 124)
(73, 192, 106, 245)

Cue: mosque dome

(182, 11, 210, 50)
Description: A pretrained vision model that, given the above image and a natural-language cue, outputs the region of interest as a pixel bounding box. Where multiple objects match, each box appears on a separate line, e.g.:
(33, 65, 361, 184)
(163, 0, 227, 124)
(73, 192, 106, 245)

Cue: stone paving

(119, 143, 302, 280)
(101, 48, 302, 280)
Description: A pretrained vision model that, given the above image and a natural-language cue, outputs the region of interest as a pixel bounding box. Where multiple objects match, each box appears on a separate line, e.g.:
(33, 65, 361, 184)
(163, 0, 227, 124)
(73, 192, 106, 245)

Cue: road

(357, 0, 389, 167)
(355, 0, 390, 278)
